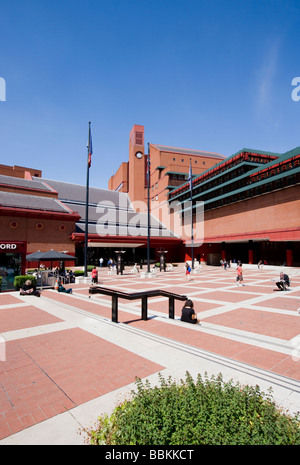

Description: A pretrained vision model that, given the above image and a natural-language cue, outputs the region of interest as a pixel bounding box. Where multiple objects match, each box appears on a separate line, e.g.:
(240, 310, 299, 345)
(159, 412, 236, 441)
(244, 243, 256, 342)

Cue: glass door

(0, 253, 22, 291)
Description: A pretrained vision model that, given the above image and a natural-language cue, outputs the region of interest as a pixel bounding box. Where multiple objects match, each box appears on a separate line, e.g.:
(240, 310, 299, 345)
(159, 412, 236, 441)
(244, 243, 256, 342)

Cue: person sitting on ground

(58, 281, 72, 294)
(20, 279, 40, 297)
(181, 299, 199, 325)
(68, 269, 75, 283)
(276, 272, 290, 291)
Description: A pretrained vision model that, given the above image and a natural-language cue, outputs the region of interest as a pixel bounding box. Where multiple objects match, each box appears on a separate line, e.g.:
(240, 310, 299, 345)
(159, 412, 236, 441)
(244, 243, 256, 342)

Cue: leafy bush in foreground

(87, 372, 300, 445)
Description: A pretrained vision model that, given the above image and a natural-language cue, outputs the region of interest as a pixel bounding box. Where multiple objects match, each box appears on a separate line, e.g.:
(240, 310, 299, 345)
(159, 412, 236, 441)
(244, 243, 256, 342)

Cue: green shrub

(74, 266, 94, 276)
(87, 372, 300, 445)
(14, 275, 37, 290)
(0, 276, 2, 289)
(74, 270, 84, 276)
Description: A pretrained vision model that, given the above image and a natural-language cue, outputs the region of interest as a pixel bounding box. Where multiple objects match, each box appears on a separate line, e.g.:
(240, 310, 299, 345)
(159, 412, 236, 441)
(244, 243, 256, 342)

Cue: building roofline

(150, 144, 226, 159)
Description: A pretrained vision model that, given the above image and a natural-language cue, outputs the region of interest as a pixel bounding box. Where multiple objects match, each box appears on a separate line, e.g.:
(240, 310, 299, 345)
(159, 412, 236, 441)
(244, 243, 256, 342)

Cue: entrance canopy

(26, 250, 76, 262)
(87, 242, 144, 248)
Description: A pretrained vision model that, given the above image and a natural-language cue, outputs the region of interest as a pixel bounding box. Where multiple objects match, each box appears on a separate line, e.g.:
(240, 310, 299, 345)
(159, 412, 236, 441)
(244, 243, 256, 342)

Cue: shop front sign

(0, 242, 26, 253)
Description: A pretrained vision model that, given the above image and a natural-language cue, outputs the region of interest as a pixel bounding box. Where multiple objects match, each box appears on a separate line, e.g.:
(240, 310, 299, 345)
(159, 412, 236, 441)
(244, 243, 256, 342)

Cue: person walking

(185, 262, 191, 281)
(236, 262, 244, 286)
(91, 266, 98, 284)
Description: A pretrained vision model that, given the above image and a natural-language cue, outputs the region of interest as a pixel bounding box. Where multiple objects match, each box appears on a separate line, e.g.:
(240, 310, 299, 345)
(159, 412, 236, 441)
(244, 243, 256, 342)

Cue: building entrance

(0, 253, 22, 291)
(0, 241, 26, 291)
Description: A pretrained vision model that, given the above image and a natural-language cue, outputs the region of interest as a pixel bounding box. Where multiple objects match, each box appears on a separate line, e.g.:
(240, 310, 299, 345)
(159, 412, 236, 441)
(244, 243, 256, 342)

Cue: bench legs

(112, 295, 118, 323)
(141, 296, 148, 321)
(109, 293, 181, 323)
(168, 296, 175, 319)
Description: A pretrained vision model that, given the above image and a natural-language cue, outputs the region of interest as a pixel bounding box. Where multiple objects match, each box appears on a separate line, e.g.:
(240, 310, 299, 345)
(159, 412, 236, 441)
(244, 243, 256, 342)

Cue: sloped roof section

(37, 177, 132, 209)
(37, 177, 178, 238)
(152, 144, 225, 159)
(0, 174, 55, 192)
(0, 191, 70, 213)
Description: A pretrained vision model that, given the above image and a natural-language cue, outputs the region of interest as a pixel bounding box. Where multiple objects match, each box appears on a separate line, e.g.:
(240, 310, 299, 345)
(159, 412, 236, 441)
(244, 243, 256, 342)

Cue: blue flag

(87, 123, 93, 168)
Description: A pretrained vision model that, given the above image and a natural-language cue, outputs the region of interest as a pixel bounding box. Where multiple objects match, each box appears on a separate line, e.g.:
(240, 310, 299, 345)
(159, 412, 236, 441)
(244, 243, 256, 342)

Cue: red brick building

(0, 168, 80, 289)
(168, 147, 300, 266)
(110, 125, 300, 267)
(0, 124, 299, 292)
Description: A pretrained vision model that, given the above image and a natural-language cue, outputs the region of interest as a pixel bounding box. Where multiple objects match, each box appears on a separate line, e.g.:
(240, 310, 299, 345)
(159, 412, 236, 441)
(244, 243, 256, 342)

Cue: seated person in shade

(276, 272, 290, 291)
(68, 270, 75, 283)
(58, 281, 72, 294)
(20, 280, 40, 297)
(181, 299, 199, 325)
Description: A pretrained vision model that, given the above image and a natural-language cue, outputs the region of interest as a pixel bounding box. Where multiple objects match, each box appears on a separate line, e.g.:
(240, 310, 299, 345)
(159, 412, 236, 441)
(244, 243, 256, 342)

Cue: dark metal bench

(89, 286, 188, 323)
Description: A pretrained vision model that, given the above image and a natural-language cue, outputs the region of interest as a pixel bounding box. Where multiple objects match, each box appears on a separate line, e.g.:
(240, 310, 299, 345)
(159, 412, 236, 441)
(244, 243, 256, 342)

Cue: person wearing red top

(91, 266, 98, 284)
(236, 262, 244, 286)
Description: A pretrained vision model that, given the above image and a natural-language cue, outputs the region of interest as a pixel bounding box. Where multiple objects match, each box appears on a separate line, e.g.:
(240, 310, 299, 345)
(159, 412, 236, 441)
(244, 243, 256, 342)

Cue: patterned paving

(0, 264, 299, 442)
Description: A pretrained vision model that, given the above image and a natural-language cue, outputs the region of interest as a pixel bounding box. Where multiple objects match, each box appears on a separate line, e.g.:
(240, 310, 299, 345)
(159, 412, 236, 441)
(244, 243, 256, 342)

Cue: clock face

(135, 151, 143, 159)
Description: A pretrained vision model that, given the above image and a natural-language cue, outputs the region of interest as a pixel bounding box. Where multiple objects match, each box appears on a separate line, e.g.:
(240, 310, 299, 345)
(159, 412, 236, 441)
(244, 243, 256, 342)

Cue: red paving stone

(0, 294, 24, 306)
(43, 290, 114, 319)
(192, 290, 255, 303)
(120, 317, 300, 381)
(254, 295, 300, 311)
(0, 328, 163, 440)
(147, 299, 219, 316)
(0, 306, 63, 332)
(162, 285, 201, 295)
(230, 285, 276, 294)
(203, 308, 300, 340)
(1, 266, 300, 441)
(186, 281, 230, 289)
(119, 282, 165, 290)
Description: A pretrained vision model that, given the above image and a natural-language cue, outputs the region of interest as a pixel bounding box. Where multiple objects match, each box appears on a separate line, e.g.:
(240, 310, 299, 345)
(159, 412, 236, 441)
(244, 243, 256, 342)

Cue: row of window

(203, 173, 299, 211)
(250, 157, 300, 183)
(172, 157, 205, 165)
(173, 166, 299, 214)
(169, 153, 280, 202)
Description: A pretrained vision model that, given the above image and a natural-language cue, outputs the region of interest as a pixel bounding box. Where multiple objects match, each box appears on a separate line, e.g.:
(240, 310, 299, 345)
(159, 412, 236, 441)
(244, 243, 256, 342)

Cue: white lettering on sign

(0, 243, 17, 250)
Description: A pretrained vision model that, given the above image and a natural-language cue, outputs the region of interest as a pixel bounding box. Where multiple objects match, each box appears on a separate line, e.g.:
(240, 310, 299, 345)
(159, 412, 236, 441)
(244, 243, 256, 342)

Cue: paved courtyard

(0, 263, 300, 444)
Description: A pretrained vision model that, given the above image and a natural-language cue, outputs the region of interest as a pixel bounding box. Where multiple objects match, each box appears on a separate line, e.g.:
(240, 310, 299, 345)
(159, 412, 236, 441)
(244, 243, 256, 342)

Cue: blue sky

(1, 0, 300, 188)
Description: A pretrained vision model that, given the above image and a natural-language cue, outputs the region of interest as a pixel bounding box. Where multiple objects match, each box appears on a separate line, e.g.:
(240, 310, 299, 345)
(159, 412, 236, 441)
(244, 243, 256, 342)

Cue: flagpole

(147, 143, 150, 273)
(189, 158, 194, 270)
(84, 121, 91, 277)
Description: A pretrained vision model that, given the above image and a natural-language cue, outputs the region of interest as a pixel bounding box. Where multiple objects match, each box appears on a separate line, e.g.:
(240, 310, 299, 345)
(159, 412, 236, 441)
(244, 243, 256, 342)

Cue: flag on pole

(188, 159, 193, 199)
(87, 122, 93, 168)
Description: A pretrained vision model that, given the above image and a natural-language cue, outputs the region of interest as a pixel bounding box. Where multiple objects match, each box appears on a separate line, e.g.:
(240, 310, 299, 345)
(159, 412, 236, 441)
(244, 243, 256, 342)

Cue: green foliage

(14, 275, 37, 290)
(74, 266, 94, 276)
(74, 270, 84, 276)
(0, 276, 2, 288)
(87, 372, 300, 445)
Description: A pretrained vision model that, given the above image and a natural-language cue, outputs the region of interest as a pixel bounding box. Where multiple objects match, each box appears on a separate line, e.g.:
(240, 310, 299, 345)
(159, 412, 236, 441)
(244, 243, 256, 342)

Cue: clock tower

(128, 124, 146, 208)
